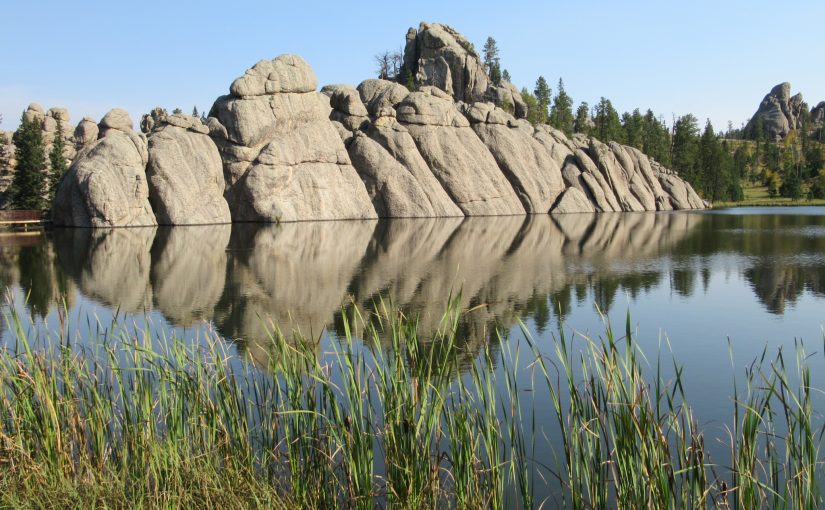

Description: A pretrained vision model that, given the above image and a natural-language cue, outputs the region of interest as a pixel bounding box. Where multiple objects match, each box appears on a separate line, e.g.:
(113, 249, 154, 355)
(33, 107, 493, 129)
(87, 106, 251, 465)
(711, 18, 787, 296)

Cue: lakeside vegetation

(1, 298, 823, 509)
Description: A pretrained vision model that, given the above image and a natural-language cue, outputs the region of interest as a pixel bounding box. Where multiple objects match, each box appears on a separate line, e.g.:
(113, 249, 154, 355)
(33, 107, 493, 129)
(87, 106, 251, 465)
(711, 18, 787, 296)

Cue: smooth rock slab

(147, 122, 232, 225)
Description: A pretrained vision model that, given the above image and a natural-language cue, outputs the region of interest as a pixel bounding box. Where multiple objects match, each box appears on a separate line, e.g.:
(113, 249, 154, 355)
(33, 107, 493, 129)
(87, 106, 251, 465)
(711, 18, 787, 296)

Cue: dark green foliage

(192, 106, 199, 117)
(11, 112, 47, 210)
(573, 102, 591, 135)
(592, 97, 623, 143)
(172, 107, 183, 115)
(549, 77, 574, 135)
(671, 114, 700, 186)
(697, 121, 742, 202)
(482, 37, 501, 86)
(520, 88, 540, 125)
(502, 69, 511, 83)
(810, 173, 825, 199)
(404, 69, 416, 92)
(640, 110, 672, 166)
(533, 76, 550, 125)
(621, 109, 643, 148)
(48, 120, 67, 204)
(779, 149, 803, 199)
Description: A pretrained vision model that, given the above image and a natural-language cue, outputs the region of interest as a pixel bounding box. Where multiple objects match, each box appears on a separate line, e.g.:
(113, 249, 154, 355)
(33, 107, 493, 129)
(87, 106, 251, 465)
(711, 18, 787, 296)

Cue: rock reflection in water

(54, 227, 156, 312)
(214, 220, 377, 364)
(30, 209, 825, 366)
(151, 225, 231, 326)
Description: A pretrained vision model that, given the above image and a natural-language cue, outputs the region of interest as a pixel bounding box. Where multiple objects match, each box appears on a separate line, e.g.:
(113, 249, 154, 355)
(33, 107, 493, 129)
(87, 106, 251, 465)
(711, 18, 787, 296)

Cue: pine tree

(621, 109, 644, 149)
(533, 76, 551, 125)
(48, 119, 67, 203)
(671, 114, 700, 187)
(521, 88, 539, 125)
(573, 102, 591, 135)
(502, 69, 511, 83)
(593, 98, 623, 142)
(549, 78, 574, 135)
(11, 112, 47, 210)
(192, 106, 199, 118)
(482, 37, 502, 85)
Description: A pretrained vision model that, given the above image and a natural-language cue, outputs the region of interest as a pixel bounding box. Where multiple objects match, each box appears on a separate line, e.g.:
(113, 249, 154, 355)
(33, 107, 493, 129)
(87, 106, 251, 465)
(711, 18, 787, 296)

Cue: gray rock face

(464, 102, 564, 213)
(364, 117, 463, 217)
(357, 79, 410, 117)
(486, 82, 528, 119)
(99, 108, 134, 137)
(53, 110, 157, 227)
(588, 139, 644, 212)
(74, 117, 99, 148)
(321, 83, 370, 131)
(208, 54, 377, 222)
(396, 90, 524, 215)
(401, 22, 489, 104)
(146, 115, 231, 225)
(347, 131, 442, 217)
(812, 102, 825, 138)
(551, 187, 595, 214)
(745, 82, 807, 140)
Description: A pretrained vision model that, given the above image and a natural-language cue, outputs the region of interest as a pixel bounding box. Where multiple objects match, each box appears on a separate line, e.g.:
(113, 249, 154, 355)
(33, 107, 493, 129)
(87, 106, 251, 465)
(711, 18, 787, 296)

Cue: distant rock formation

(743, 82, 821, 141)
(0, 103, 80, 208)
(48, 22, 704, 226)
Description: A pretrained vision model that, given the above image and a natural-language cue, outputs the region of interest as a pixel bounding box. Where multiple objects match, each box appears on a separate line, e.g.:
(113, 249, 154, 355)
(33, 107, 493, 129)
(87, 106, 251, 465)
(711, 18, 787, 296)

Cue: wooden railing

(0, 210, 45, 223)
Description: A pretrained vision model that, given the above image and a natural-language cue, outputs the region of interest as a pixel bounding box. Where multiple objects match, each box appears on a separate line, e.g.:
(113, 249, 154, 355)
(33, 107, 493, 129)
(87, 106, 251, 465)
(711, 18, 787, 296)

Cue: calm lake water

(2, 206, 825, 489)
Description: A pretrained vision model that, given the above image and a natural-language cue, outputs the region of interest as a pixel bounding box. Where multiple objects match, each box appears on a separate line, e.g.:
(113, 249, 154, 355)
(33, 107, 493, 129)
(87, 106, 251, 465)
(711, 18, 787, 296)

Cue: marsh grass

(0, 297, 823, 509)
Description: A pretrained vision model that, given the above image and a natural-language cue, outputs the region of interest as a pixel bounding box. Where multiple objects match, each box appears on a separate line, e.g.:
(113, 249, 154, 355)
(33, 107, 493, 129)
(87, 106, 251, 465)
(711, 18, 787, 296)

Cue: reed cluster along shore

(0, 298, 822, 509)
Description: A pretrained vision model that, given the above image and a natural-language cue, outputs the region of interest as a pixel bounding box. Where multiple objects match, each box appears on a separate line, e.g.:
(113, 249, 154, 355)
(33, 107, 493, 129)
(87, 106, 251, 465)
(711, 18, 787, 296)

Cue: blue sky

(1, 0, 823, 132)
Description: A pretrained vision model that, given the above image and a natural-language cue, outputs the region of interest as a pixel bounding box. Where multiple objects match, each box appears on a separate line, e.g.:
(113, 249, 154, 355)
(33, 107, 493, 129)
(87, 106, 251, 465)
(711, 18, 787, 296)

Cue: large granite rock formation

(744, 82, 807, 140)
(146, 112, 232, 225)
(52, 109, 157, 227)
(41, 22, 705, 225)
(208, 54, 377, 222)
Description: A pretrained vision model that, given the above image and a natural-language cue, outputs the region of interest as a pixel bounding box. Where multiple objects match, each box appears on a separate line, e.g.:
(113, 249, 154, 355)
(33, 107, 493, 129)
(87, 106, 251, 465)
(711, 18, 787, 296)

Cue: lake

(2, 206, 824, 504)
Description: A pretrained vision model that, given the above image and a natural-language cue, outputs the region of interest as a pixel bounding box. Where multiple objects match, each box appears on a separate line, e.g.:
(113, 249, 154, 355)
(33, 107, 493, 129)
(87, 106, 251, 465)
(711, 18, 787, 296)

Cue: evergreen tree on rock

(533, 76, 551, 125)
(549, 78, 574, 136)
(11, 112, 46, 210)
(483, 37, 502, 85)
(574, 102, 591, 135)
(48, 119, 67, 204)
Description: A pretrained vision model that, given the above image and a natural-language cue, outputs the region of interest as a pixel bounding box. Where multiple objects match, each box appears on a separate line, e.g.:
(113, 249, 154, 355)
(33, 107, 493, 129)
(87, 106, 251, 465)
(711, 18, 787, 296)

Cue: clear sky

(1, 0, 823, 133)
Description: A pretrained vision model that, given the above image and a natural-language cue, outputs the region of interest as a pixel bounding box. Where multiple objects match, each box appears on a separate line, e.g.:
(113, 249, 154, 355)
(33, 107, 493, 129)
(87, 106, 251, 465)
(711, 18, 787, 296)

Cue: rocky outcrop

(41, 23, 704, 224)
(552, 187, 595, 214)
(401, 22, 489, 104)
(395, 88, 524, 215)
(360, 117, 463, 217)
(321, 84, 369, 131)
(744, 82, 807, 140)
(463, 102, 564, 213)
(208, 54, 377, 222)
(146, 113, 232, 225)
(812, 102, 825, 139)
(52, 109, 157, 227)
